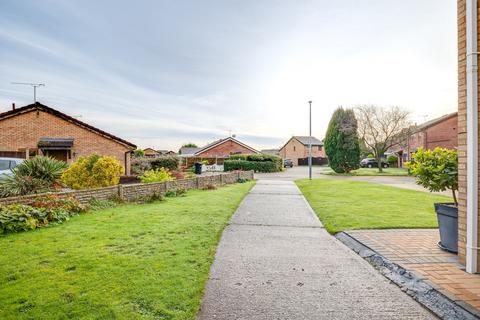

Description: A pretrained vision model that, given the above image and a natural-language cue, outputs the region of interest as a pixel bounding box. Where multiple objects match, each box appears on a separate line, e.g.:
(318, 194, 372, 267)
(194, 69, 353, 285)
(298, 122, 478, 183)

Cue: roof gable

(195, 137, 259, 155)
(0, 102, 136, 149)
(279, 136, 323, 151)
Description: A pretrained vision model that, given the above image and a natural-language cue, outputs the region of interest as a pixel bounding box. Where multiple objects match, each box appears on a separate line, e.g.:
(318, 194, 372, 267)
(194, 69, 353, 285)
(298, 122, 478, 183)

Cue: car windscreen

(0, 160, 10, 170)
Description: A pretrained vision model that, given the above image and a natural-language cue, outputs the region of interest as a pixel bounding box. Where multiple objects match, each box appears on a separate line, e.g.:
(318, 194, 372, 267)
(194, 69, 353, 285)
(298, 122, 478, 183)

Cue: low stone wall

(0, 171, 254, 206)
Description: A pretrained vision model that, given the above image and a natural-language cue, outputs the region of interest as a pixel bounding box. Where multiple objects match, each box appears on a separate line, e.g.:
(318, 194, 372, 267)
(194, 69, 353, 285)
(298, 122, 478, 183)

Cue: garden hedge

(224, 159, 277, 173)
(228, 154, 283, 172)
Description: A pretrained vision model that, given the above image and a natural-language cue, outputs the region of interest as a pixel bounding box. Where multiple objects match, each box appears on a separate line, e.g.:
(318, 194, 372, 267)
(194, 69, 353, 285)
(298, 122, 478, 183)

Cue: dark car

(360, 158, 389, 168)
(283, 159, 293, 168)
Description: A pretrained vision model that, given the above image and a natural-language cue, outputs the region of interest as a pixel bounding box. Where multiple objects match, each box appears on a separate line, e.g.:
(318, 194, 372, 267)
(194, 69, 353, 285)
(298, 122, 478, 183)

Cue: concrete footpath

(197, 180, 436, 320)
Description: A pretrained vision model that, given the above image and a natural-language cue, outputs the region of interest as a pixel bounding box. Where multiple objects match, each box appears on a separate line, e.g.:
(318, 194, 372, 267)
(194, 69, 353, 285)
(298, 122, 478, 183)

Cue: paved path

(255, 166, 450, 196)
(197, 180, 436, 319)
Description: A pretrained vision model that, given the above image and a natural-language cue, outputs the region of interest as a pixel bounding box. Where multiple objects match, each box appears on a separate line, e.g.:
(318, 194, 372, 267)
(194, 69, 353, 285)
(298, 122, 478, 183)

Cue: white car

(0, 158, 24, 178)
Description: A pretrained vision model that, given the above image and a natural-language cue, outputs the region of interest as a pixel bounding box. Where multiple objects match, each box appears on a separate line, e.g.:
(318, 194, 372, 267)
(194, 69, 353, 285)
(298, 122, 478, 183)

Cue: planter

(434, 203, 458, 253)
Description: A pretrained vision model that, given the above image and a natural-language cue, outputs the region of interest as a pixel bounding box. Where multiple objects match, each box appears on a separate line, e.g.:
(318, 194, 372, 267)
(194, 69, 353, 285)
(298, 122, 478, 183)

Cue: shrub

(131, 156, 179, 175)
(387, 155, 398, 164)
(324, 107, 360, 173)
(139, 168, 174, 183)
(367, 153, 374, 158)
(224, 160, 276, 172)
(407, 148, 458, 205)
(227, 154, 282, 172)
(0, 156, 68, 198)
(88, 197, 119, 210)
(165, 188, 187, 198)
(0, 195, 86, 234)
(62, 155, 124, 190)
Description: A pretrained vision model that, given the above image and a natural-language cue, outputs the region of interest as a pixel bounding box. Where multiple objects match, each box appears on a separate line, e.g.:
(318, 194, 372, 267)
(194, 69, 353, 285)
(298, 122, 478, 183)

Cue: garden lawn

(296, 179, 452, 234)
(320, 167, 409, 176)
(0, 181, 255, 320)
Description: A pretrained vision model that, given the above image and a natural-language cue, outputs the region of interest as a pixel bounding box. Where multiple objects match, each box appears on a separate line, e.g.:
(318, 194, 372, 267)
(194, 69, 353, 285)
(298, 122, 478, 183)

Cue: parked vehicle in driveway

(0, 158, 24, 178)
(360, 158, 389, 168)
(283, 159, 293, 168)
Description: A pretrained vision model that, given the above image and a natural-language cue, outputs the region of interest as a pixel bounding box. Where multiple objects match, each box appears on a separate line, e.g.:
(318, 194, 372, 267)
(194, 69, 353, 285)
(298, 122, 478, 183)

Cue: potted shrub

(407, 148, 458, 252)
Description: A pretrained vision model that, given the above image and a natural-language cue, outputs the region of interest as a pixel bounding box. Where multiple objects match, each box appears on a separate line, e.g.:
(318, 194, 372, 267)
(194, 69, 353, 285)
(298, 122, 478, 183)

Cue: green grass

(296, 179, 451, 234)
(0, 181, 255, 320)
(319, 167, 409, 176)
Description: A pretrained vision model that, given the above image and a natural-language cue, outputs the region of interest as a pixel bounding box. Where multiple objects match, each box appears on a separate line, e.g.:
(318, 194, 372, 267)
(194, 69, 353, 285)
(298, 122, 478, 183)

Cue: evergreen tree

(324, 107, 360, 173)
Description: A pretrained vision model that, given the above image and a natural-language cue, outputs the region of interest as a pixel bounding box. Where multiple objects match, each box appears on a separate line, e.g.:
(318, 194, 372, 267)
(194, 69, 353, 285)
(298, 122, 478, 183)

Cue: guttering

(466, 0, 479, 274)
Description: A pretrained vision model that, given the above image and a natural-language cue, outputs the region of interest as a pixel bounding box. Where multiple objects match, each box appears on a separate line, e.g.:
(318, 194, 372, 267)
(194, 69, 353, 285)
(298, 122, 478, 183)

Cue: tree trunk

(377, 156, 383, 173)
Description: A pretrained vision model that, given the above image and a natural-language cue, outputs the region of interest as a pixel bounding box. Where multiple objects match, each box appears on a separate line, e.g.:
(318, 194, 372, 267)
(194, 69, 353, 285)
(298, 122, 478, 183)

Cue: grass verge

(319, 167, 409, 176)
(296, 179, 451, 234)
(0, 181, 255, 320)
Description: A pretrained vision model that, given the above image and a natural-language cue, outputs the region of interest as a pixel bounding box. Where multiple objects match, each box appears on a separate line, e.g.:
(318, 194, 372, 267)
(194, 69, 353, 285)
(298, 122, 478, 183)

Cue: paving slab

(197, 180, 436, 319)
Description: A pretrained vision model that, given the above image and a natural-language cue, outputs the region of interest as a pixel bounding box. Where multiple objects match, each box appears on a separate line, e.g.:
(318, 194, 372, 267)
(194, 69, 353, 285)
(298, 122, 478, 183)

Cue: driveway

(255, 166, 450, 196)
(197, 179, 436, 319)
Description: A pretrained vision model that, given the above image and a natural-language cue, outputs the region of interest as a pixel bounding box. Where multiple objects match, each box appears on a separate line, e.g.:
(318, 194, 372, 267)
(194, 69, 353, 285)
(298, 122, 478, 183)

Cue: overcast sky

(0, 0, 457, 151)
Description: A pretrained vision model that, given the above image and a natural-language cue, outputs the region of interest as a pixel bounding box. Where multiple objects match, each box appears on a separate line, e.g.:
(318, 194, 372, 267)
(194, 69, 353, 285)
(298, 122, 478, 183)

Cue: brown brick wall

(0, 171, 254, 206)
(279, 138, 325, 165)
(197, 140, 256, 158)
(425, 116, 459, 150)
(0, 110, 133, 174)
(457, 0, 476, 265)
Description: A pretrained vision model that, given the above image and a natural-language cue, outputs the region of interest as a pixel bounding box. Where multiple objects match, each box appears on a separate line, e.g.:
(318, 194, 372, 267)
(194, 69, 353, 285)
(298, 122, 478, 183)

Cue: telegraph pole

(308, 100, 312, 180)
(11, 82, 45, 102)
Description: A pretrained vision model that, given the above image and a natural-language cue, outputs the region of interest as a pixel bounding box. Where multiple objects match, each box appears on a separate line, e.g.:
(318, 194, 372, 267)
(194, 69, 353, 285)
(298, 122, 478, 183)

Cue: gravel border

(336, 231, 480, 320)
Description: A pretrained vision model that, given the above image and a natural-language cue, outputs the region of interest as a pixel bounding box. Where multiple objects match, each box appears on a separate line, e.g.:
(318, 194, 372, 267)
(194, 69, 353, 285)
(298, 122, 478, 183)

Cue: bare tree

(355, 105, 412, 172)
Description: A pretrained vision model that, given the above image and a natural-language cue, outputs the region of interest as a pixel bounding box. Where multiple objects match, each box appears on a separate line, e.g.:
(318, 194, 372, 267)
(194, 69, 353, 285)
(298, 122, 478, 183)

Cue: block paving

(346, 229, 480, 315)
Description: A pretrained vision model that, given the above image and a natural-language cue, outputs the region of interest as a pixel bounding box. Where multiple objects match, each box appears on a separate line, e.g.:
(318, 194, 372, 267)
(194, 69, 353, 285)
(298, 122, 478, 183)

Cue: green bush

(407, 148, 458, 205)
(387, 155, 398, 164)
(224, 160, 277, 172)
(62, 155, 124, 190)
(0, 195, 86, 234)
(228, 154, 282, 172)
(0, 156, 68, 198)
(139, 168, 174, 183)
(131, 156, 179, 175)
(367, 153, 374, 158)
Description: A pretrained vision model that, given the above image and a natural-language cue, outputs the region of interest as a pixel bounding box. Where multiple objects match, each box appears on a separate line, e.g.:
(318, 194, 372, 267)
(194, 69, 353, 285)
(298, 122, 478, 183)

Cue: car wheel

(367, 164, 372, 168)
(383, 163, 388, 168)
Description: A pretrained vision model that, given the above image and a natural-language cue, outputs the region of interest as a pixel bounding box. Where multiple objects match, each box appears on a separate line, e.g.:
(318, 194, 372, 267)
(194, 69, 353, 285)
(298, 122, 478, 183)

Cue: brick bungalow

(0, 102, 136, 174)
(390, 112, 458, 167)
(143, 148, 161, 158)
(193, 137, 259, 158)
(278, 136, 325, 166)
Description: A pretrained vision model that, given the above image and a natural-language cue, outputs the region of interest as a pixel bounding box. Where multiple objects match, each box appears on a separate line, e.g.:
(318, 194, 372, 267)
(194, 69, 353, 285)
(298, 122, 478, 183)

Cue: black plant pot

(434, 203, 458, 253)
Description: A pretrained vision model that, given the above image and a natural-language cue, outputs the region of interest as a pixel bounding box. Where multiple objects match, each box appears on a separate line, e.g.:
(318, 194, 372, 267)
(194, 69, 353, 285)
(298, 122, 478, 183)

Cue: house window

(293, 146, 296, 151)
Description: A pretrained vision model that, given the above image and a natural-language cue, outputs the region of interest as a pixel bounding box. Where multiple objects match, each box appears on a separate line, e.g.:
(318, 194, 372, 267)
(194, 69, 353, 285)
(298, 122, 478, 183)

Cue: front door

(46, 150, 68, 162)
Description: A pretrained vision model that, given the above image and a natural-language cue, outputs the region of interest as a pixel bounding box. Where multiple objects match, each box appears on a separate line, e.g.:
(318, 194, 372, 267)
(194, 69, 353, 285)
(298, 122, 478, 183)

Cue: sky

(0, 0, 457, 151)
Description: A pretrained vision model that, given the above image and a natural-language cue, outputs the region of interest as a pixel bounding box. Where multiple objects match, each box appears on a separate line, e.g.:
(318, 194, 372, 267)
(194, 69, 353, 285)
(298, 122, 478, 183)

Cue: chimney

(12, 103, 15, 110)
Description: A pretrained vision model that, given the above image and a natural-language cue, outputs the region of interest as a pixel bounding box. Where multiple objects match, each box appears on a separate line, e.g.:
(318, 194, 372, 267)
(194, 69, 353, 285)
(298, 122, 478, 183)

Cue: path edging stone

(336, 231, 480, 320)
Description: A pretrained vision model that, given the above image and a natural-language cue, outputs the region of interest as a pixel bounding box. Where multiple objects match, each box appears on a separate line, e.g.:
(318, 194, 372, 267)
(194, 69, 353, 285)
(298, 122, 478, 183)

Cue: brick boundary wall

(0, 171, 254, 206)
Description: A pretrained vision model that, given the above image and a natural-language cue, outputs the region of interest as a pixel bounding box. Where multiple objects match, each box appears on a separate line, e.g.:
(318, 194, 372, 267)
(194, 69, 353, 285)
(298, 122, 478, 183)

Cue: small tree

(407, 148, 458, 205)
(133, 149, 145, 158)
(324, 107, 361, 173)
(356, 105, 411, 172)
(181, 143, 197, 148)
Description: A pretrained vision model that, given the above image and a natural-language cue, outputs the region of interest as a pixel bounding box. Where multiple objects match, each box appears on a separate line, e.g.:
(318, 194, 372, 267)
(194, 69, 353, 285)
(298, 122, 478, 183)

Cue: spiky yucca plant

(0, 156, 68, 198)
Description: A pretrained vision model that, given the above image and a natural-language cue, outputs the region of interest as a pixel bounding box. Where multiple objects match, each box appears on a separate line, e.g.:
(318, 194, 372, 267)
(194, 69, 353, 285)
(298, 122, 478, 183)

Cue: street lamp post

(308, 100, 312, 180)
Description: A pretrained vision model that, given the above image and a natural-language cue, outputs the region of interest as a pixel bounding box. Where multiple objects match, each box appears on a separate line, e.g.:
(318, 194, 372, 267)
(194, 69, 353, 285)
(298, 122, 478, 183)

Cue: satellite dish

(232, 134, 236, 138)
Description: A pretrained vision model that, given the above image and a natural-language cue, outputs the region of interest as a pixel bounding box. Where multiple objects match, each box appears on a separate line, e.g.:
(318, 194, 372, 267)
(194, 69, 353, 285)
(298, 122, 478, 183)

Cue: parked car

(0, 158, 24, 178)
(360, 158, 389, 168)
(283, 159, 293, 168)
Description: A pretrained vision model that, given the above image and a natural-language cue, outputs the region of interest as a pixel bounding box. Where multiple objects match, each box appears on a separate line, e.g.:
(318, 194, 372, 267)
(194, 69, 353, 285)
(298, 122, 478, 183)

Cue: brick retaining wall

(0, 171, 254, 206)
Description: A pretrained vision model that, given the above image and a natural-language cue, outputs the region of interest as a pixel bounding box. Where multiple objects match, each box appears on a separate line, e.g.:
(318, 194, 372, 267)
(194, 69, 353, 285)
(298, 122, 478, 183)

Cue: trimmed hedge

(228, 154, 283, 172)
(224, 160, 277, 173)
